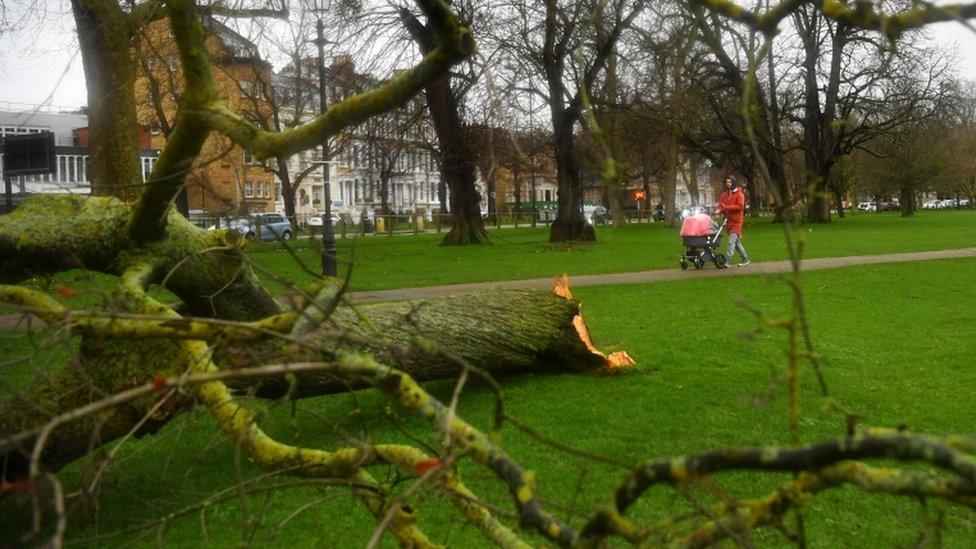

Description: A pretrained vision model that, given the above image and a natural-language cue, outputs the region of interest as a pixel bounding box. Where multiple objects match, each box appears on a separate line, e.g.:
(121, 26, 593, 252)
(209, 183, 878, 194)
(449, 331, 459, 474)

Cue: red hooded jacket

(718, 188, 745, 235)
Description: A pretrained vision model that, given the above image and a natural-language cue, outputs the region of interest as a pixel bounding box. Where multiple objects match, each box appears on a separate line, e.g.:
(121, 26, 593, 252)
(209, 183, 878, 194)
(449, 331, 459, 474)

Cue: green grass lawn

(249, 209, 976, 292)
(3, 258, 975, 546)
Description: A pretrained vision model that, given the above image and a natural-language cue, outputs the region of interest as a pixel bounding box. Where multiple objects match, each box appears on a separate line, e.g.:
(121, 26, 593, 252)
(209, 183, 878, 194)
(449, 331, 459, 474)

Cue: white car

(307, 212, 340, 227)
(857, 201, 876, 212)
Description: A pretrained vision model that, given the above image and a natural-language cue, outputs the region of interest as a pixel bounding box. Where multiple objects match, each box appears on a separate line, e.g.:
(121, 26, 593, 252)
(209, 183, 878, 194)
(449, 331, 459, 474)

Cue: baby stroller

(679, 212, 728, 270)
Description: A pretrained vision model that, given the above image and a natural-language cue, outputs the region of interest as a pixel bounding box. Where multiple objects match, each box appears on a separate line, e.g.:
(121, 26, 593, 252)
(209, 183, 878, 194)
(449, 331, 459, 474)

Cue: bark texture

(0, 196, 629, 478)
(72, 0, 144, 199)
(401, 9, 489, 246)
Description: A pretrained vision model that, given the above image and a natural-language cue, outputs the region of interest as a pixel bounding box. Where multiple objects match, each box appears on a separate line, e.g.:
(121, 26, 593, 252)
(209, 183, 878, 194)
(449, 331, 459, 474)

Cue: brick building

(134, 16, 277, 215)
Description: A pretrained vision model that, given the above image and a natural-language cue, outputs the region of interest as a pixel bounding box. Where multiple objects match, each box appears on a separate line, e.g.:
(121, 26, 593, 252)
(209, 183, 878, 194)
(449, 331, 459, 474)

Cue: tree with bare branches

(4, 1, 976, 546)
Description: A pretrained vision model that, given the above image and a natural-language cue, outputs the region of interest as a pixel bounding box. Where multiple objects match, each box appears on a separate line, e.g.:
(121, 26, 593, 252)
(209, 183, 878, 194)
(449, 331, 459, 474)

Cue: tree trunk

(513, 171, 522, 214)
(278, 157, 299, 231)
(663, 131, 679, 229)
(380, 173, 390, 215)
(549, 123, 595, 242)
(1, 280, 629, 478)
(685, 160, 700, 208)
(748, 168, 761, 218)
(72, 0, 143, 199)
(900, 186, 915, 217)
(401, 9, 487, 246)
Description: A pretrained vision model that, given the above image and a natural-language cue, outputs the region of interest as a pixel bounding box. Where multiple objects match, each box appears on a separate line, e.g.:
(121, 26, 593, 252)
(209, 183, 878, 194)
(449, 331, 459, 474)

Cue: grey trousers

(726, 233, 749, 262)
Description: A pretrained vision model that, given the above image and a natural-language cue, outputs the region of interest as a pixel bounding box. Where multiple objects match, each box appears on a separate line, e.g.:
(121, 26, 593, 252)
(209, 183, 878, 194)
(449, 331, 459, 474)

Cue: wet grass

(2, 258, 975, 546)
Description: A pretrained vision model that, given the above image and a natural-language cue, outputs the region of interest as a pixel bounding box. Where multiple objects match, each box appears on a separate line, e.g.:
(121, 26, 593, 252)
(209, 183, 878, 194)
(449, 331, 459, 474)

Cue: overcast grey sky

(1, 5, 975, 112)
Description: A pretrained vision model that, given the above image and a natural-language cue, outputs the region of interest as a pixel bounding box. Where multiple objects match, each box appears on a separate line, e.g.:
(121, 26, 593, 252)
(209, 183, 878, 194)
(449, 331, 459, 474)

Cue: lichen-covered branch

(690, 0, 976, 39)
(0, 195, 279, 319)
(677, 460, 976, 547)
(580, 429, 976, 544)
(202, 0, 475, 162)
(128, 0, 474, 241)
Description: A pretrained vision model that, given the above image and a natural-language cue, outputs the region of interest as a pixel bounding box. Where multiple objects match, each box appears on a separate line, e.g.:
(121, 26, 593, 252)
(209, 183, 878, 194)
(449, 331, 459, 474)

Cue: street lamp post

(315, 15, 338, 277)
(529, 89, 537, 229)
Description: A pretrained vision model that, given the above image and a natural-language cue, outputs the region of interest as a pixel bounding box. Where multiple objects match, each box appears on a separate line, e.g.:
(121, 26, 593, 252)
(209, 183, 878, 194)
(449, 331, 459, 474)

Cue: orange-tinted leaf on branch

(151, 373, 168, 391)
(54, 284, 76, 298)
(413, 458, 442, 475)
(1, 478, 35, 494)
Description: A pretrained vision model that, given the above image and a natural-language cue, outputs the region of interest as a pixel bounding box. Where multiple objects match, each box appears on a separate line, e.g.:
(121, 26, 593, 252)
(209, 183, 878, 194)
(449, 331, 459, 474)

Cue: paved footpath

(2, 248, 974, 329)
(349, 247, 976, 303)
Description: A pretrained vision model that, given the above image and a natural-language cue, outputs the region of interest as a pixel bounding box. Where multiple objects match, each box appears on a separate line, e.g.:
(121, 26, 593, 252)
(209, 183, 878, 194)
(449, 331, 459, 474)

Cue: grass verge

(2, 258, 974, 546)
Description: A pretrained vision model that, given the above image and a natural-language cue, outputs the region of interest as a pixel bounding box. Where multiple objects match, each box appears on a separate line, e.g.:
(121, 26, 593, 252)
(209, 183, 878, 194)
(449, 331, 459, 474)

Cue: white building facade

(1, 109, 159, 196)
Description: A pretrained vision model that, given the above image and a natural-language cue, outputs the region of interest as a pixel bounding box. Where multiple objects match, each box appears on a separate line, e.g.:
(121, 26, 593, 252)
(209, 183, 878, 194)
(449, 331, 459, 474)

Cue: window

(244, 150, 255, 164)
(244, 181, 254, 198)
(241, 81, 252, 96)
(263, 182, 271, 198)
(146, 57, 156, 70)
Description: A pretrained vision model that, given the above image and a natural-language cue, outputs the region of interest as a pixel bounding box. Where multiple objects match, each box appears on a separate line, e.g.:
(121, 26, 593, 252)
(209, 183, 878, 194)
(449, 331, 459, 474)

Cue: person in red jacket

(716, 176, 750, 266)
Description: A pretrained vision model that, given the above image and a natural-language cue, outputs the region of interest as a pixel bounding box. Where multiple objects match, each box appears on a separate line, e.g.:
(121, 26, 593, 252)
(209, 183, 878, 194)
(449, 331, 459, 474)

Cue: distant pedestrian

(716, 176, 750, 267)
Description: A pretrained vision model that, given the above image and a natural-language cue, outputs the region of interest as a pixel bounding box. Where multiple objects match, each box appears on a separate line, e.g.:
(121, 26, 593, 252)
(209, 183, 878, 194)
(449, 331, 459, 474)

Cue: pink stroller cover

(679, 214, 713, 236)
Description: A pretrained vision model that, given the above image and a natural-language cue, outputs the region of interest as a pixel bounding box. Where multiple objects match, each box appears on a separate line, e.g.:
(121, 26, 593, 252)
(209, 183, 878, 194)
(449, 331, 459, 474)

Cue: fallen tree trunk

(1, 280, 631, 478)
(231, 285, 633, 398)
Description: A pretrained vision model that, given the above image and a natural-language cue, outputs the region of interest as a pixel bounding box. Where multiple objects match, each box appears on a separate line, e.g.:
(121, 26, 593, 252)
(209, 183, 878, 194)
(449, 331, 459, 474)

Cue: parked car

(922, 199, 941, 210)
(879, 199, 900, 212)
(586, 205, 611, 224)
(857, 201, 876, 212)
(307, 211, 340, 228)
(224, 213, 293, 241)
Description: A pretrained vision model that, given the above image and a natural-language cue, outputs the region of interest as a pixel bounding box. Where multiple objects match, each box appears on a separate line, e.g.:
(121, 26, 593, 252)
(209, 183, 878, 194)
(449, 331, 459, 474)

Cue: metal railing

(179, 209, 677, 238)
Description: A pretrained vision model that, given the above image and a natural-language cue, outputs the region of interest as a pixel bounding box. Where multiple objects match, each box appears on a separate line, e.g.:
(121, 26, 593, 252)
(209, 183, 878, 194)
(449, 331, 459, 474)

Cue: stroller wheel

(694, 257, 705, 270)
(680, 259, 689, 270)
(714, 253, 728, 268)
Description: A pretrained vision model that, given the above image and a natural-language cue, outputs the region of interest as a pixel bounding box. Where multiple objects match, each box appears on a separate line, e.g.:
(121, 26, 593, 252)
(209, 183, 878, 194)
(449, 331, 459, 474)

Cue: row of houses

(2, 16, 717, 221)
